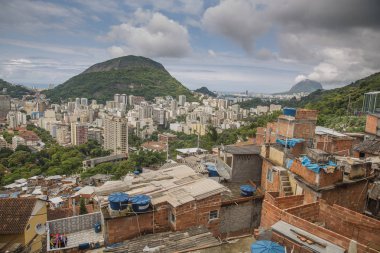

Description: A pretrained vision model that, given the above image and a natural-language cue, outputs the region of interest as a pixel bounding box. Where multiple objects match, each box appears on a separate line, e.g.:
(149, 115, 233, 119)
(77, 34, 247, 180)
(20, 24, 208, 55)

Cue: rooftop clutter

(300, 156, 337, 174)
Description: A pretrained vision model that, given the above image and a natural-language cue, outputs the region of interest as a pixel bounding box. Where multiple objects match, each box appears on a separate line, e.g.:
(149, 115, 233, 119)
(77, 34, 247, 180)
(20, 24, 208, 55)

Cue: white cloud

(202, 0, 380, 85)
(104, 11, 191, 58)
(202, 0, 268, 53)
(294, 75, 306, 83)
(208, 50, 216, 57)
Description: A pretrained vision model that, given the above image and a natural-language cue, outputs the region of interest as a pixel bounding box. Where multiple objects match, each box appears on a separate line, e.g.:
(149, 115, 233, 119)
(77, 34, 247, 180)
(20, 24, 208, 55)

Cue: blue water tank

(108, 192, 129, 210)
(240, 185, 256, 197)
(94, 223, 101, 233)
(130, 195, 151, 212)
(207, 164, 219, 177)
(78, 243, 90, 250)
(283, 108, 296, 117)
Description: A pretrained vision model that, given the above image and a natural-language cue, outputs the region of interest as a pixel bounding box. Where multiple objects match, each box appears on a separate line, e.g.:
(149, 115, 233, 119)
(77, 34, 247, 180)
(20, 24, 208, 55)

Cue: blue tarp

(286, 159, 294, 169)
(300, 156, 337, 174)
(276, 138, 304, 148)
(251, 240, 285, 253)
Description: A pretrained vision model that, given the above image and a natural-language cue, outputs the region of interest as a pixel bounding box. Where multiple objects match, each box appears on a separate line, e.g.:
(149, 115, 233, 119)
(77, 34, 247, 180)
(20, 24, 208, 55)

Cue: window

(209, 210, 219, 220)
(267, 168, 273, 183)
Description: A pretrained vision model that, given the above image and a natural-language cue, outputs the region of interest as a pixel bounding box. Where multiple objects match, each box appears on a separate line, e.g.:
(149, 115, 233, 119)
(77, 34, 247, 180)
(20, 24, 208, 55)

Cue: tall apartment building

(138, 102, 153, 119)
(0, 95, 11, 122)
(178, 95, 186, 106)
(103, 116, 128, 154)
(70, 122, 88, 145)
(152, 108, 166, 126)
(81, 98, 88, 106)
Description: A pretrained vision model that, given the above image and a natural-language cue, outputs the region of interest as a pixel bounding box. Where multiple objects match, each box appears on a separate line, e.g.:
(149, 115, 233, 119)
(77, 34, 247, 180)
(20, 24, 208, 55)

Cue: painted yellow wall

(24, 201, 47, 253)
(269, 147, 284, 166)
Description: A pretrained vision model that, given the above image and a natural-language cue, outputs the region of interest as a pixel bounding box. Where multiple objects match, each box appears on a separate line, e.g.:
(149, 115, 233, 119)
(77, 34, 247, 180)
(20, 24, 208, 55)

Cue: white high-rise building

(81, 98, 88, 106)
(120, 94, 128, 105)
(75, 98, 81, 108)
(114, 94, 120, 103)
(103, 116, 128, 154)
(171, 100, 177, 118)
(178, 95, 186, 106)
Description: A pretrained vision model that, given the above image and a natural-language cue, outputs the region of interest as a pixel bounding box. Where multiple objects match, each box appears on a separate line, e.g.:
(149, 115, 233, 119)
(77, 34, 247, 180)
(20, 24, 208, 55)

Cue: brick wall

(295, 109, 318, 120)
(290, 159, 343, 188)
(105, 194, 223, 244)
(286, 202, 320, 222)
(320, 180, 368, 212)
(260, 194, 379, 253)
(106, 212, 153, 244)
(316, 137, 353, 156)
(256, 127, 265, 145)
(277, 118, 295, 139)
(293, 121, 316, 141)
(153, 203, 170, 233)
(365, 114, 379, 135)
(319, 201, 380, 248)
(265, 122, 277, 144)
(261, 159, 281, 192)
(263, 192, 304, 210)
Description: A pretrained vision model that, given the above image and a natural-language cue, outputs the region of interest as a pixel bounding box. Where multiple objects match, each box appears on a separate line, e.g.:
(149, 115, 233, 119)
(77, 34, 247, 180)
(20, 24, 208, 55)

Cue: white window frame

(267, 167, 274, 183)
(209, 210, 219, 221)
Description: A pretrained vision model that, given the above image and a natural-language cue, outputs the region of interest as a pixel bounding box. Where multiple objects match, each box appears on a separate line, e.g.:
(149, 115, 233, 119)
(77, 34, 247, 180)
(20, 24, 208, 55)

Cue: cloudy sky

(0, 0, 379, 93)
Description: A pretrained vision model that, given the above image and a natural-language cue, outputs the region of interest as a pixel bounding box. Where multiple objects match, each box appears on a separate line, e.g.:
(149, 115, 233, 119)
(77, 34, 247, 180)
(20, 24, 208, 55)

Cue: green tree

(79, 198, 88, 215)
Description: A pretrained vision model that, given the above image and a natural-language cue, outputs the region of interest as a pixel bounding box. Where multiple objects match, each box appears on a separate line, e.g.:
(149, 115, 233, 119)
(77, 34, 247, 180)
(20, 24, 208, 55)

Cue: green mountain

(289, 79, 322, 93)
(194, 86, 217, 97)
(301, 72, 380, 116)
(275, 79, 323, 95)
(44, 56, 194, 103)
(0, 79, 33, 98)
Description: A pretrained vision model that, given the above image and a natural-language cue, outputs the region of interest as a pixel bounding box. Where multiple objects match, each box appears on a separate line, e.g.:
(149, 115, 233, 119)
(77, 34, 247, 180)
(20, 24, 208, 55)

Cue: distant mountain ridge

(43, 55, 194, 103)
(275, 79, 323, 95)
(0, 79, 33, 98)
(194, 86, 217, 97)
(299, 72, 380, 116)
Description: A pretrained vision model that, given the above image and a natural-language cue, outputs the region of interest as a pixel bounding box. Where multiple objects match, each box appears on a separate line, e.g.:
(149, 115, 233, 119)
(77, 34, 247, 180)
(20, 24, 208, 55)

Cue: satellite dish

(35, 223, 46, 235)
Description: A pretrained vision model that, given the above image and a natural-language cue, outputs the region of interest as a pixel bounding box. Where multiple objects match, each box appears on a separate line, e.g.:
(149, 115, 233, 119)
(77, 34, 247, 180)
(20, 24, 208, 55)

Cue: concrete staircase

(279, 170, 293, 196)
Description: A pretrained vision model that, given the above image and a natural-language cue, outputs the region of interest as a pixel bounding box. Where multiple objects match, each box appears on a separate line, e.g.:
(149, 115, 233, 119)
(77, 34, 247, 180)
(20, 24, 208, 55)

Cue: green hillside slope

(44, 55, 194, 103)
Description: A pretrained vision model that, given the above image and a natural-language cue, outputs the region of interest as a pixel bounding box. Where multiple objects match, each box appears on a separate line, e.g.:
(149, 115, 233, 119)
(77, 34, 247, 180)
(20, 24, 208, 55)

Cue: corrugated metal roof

(315, 126, 349, 137)
(354, 139, 380, 155)
(95, 164, 229, 207)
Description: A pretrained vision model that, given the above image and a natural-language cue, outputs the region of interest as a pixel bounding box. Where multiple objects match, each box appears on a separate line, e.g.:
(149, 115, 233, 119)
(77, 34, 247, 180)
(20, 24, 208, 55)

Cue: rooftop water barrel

(130, 195, 151, 212)
(108, 192, 129, 210)
(207, 164, 219, 177)
(94, 223, 101, 233)
(240, 185, 256, 197)
(78, 243, 90, 250)
(283, 108, 296, 117)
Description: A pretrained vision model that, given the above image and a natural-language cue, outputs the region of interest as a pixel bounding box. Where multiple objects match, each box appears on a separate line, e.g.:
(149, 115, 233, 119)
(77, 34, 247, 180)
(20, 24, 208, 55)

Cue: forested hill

(300, 72, 380, 116)
(43, 55, 195, 103)
(0, 78, 33, 98)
